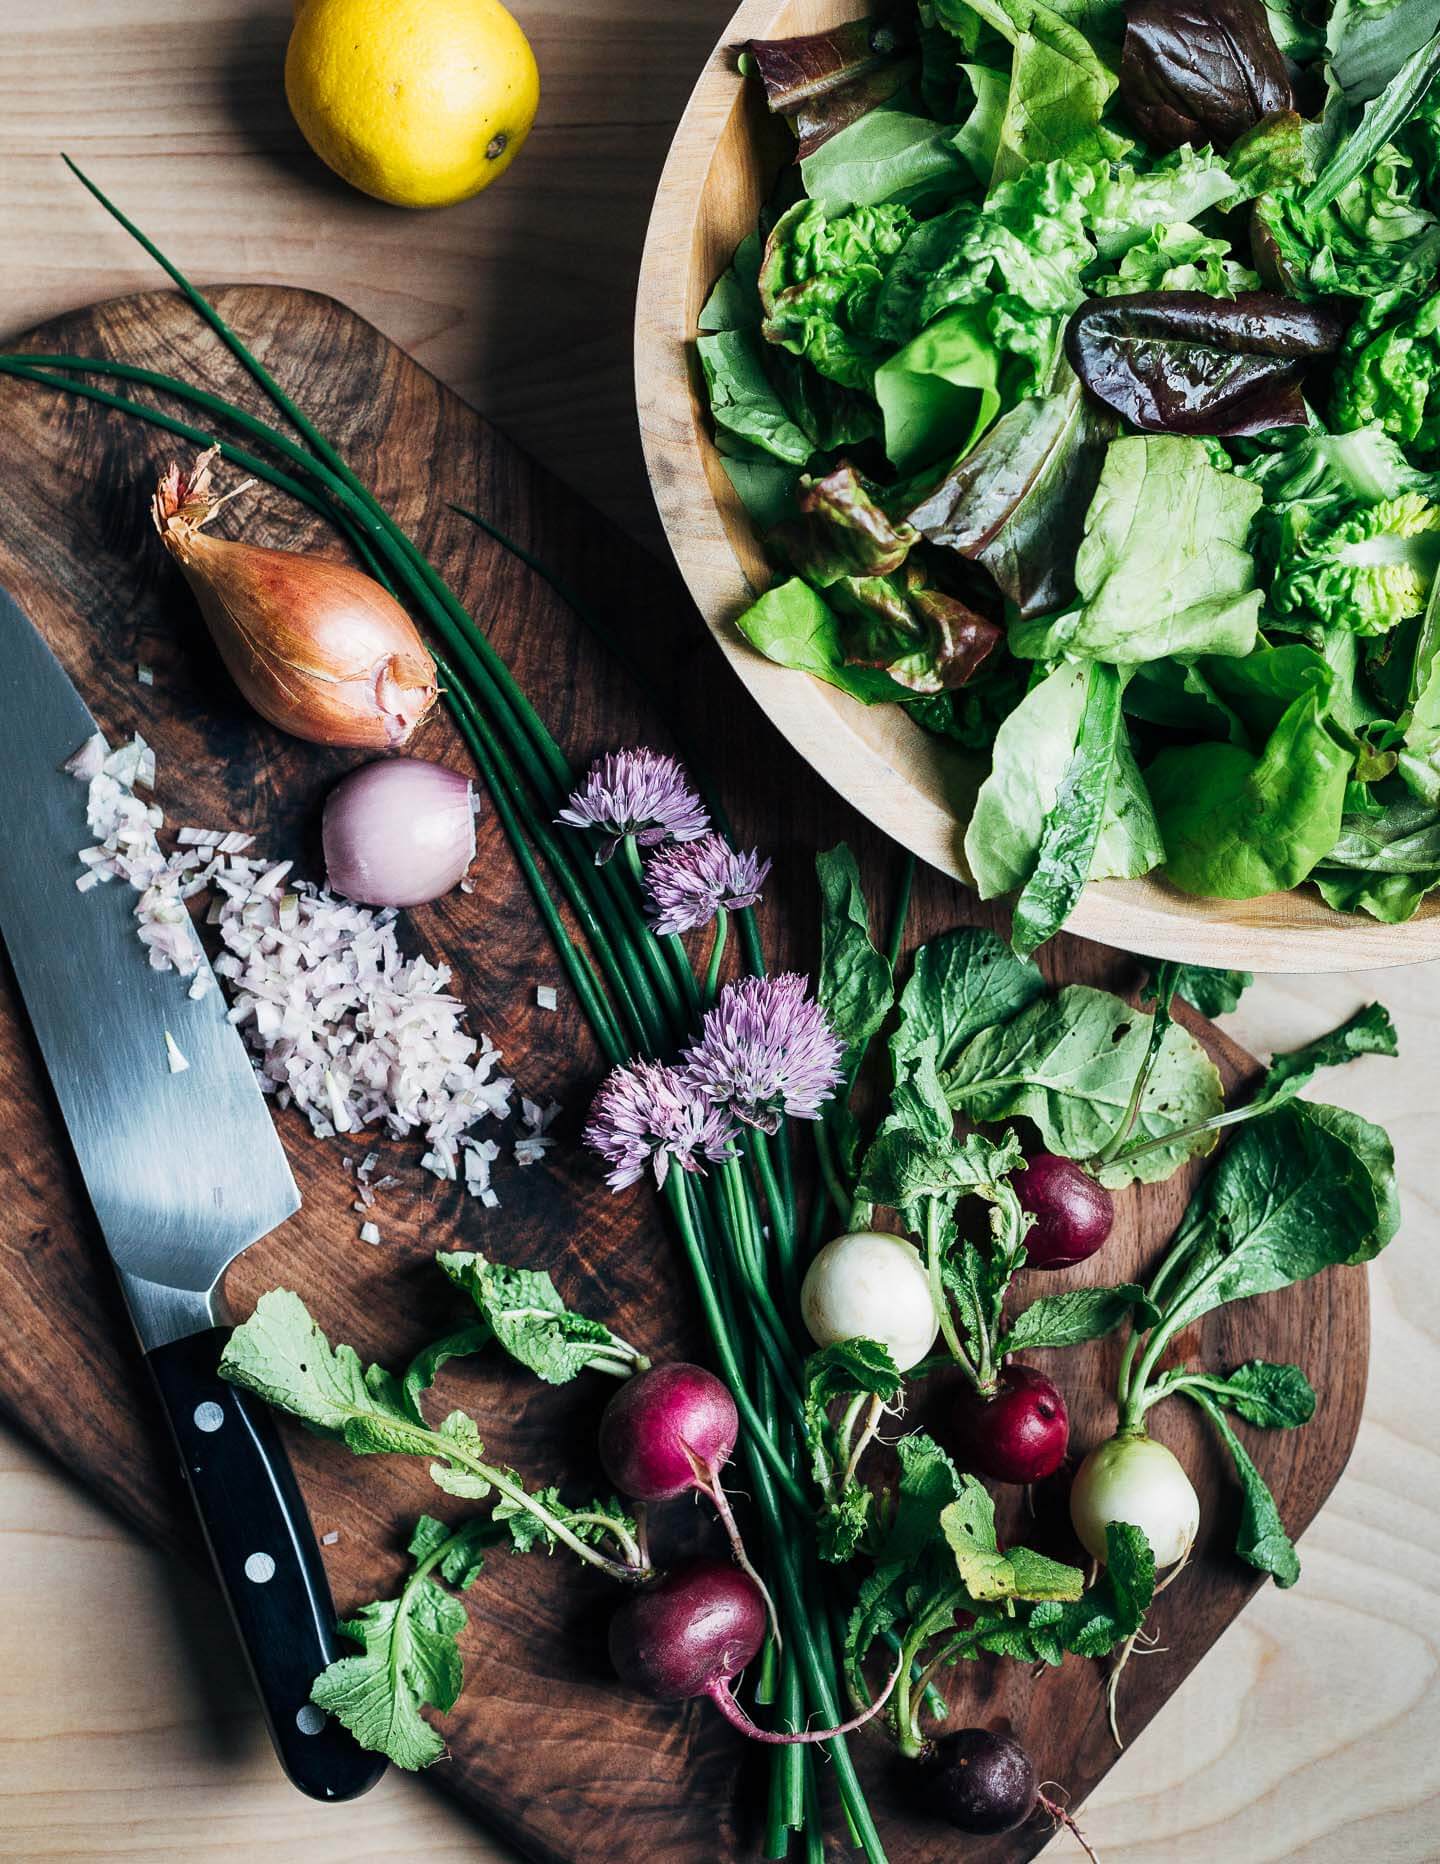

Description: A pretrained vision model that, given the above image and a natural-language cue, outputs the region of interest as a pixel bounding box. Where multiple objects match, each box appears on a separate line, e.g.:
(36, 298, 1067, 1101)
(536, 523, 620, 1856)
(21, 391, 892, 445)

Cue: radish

(1014, 1153, 1114, 1270)
(1070, 1432, 1199, 1569)
(800, 1231, 938, 1372)
(610, 1560, 899, 1743)
(598, 1363, 777, 1637)
(951, 1363, 1070, 1484)
(924, 1729, 1099, 1859)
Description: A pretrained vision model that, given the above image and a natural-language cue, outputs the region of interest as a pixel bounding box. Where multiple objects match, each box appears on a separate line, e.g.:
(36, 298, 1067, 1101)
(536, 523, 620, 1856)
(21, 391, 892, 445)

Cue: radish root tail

(698, 1464, 783, 1652)
(1039, 1788, 1101, 1864)
(707, 1656, 903, 1746)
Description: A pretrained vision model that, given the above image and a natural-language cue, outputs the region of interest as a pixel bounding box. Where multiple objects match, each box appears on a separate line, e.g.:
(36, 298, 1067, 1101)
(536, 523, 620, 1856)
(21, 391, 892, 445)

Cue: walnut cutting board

(0, 286, 1367, 1864)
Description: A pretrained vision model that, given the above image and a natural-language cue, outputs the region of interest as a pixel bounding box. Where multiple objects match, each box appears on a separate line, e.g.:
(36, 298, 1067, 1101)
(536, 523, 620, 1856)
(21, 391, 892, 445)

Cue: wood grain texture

(0, 284, 1368, 1862)
(633, 0, 1440, 973)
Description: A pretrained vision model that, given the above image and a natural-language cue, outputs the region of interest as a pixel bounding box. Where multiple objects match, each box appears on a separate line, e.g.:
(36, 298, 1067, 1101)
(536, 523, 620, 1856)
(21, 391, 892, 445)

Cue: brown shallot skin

(152, 449, 437, 750)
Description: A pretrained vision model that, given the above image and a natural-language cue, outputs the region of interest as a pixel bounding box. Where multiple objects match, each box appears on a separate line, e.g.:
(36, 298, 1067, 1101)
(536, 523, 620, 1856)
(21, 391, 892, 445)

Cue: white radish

(800, 1232, 938, 1373)
(1070, 1433, 1200, 1569)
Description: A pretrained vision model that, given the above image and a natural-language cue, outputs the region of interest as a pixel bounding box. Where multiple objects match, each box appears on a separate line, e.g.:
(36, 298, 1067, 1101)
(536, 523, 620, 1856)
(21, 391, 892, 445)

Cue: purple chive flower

(583, 1058, 738, 1191)
(556, 748, 709, 864)
(643, 834, 772, 936)
(683, 974, 845, 1134)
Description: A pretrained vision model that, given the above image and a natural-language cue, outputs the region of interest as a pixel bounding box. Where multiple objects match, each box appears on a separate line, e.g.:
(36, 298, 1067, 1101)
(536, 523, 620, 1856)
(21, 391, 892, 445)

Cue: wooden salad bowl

(635, 0, 1440, 973)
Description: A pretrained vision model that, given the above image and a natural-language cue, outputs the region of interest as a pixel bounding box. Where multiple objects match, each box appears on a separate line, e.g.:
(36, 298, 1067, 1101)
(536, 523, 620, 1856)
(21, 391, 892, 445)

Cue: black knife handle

(146, 1326, 387, 1802)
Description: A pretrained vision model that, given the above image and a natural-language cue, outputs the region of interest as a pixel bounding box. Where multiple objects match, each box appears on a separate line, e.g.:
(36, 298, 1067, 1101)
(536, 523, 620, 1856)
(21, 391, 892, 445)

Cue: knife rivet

(193, 1402, 225, 1433)
(295, 1704, 327, 1736)
(244, 1552, 276, 1584)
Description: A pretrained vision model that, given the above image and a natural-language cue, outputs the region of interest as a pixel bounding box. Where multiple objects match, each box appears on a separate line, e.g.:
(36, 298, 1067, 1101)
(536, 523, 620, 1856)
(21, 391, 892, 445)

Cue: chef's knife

(0, 588, 385, 1802)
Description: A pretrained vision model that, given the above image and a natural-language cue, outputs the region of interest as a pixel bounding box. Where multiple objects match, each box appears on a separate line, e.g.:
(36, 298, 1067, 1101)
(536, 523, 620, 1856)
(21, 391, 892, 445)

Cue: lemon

(286, 0, 539, 209)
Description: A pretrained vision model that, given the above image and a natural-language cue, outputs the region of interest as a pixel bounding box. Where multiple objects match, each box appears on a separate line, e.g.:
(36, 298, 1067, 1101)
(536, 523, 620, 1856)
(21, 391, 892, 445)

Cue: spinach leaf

(1013, 436, 1264, 665)
(1306, 26, 1440, 212)
(801, 107, 967, 210)
(964, 662, 1164, 902)
(1187, 1390, 1301, 1584)
(1119, 0, 1293, 154)
(1151, 1098, 1400, 1341)
(1010, 662, 1125, 959)
(1328, 0, 1440, 102)
(1066, 292, 1350, 436)
(941, 983, 1225, 1185)
(905, 367, 1120, 617)
(696, 330, 816, 467)
(892, 926, 1047, 1073)
(874, 308, 1003, 472)
(997, 1282, 1154, 1354)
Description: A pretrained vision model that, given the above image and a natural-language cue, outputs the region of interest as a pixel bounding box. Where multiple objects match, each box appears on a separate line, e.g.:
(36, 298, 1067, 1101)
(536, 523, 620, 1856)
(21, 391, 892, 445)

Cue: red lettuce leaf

(829, 566, 1003, 692)
(1065, 290, 1351, 436)
(1120, 0, 1293, 152)
(771, 462, 918, 584)
(747, 17, 913, 112)
(904, 375, 1121, 616)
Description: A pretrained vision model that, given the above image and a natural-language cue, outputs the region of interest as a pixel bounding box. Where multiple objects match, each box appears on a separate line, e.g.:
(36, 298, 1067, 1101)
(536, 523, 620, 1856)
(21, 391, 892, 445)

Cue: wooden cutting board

(0, 286, 1367, 1864)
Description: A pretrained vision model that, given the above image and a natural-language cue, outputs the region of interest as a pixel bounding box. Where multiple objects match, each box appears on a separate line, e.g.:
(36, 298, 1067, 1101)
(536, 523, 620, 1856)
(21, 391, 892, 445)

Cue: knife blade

(0, 587, 384, 1802)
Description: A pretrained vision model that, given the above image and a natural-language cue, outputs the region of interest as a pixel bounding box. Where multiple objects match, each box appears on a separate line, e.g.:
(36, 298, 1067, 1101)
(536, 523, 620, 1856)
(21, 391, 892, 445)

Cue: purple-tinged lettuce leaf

(771, 463, 918, 585)
(1065, 289, 1351, 435)
(747, 17, 914, 114)
(905, 370, 1119, 616)
(1120, 0, 1293, 153)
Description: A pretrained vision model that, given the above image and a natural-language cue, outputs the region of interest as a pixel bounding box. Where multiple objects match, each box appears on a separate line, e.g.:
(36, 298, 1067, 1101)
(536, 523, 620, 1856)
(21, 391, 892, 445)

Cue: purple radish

(610, 1560, 899, 1744)
(951, 1364, 1070, 1485)
(1014, 1154, 1114, 1270)
(924, 1729, 1099, 1859)
(599, 1363, 778, 1639)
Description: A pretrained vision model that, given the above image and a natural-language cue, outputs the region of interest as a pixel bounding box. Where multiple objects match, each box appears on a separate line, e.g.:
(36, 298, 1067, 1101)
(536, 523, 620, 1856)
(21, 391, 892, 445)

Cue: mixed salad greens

(700, 0, 1440, 943)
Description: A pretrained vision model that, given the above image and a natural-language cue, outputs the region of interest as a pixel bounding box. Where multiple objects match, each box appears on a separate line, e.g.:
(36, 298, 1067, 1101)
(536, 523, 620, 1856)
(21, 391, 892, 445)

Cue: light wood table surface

(3, 6, 1439, 1861)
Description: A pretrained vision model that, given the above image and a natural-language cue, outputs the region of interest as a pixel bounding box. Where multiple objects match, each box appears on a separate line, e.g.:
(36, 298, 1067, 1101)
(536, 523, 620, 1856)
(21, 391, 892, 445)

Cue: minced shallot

(66, 732, 549, 1208)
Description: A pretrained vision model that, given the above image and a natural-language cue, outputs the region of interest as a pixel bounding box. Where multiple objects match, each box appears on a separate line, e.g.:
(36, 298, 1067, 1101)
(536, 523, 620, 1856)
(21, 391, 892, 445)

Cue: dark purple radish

(925, 1728, 1037, 1834)
(924, 1729, 1099, 1859)
(598, 1363, 778, 1640)
(1015, 1153, 1114, 1270)
(610, 1560, 900, 1744)
(952, 1364, 1069, 1484)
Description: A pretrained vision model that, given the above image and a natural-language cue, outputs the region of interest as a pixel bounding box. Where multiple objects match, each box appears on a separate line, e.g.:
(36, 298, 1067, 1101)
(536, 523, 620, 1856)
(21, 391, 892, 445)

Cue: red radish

(952, 1364, 1069, 1484)
(1015, 1153, 1114, 1270)
(599, 1363, 738, 1501)
(610, 1560, 899, 1744)
(599, 1364, 777, 1640)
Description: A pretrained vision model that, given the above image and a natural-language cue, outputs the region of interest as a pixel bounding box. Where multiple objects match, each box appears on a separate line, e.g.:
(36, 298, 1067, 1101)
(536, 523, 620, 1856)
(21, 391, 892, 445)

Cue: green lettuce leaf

(933, 0, 1120, 184)
(874, 307, 1003, 471)
(760, 198, 915, 390)
(734, 577, 917, 703)
(800, 107, 968, 211)
(1146, 651, 1353, 898)
(1016, 436, 1264, 665)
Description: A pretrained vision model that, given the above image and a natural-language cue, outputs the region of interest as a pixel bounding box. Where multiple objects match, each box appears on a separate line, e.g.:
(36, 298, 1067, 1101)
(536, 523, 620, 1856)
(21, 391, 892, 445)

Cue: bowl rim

(633, 0, 1440, 973)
